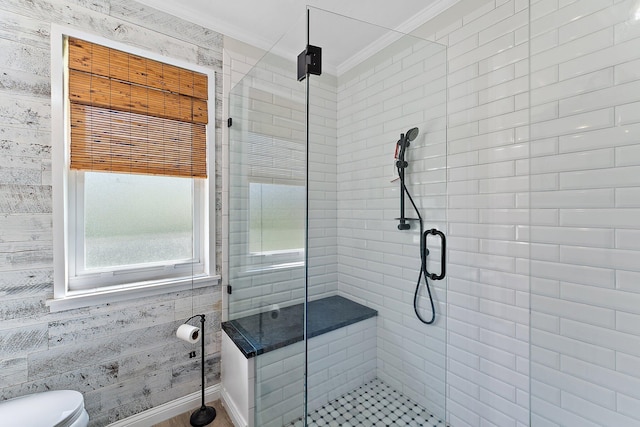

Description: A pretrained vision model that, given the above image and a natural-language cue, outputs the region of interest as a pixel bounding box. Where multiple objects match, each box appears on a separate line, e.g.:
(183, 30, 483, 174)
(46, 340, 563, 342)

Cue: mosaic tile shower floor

(287, 378, 447, 427)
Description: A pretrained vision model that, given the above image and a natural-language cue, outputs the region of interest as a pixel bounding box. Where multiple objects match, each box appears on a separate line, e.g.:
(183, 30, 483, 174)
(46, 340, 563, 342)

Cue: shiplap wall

(0, 1, 223, 425)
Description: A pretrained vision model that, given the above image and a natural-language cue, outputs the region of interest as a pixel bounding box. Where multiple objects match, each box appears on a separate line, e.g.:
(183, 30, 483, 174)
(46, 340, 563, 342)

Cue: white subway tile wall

(227, 52, 337, 319)
(225, 1, 640, 426)
(424, 1, 532, 425)
(336, 36, 449, 420)
(529, 1, 640, 426)
(429, 1, 640, 425)
(254, 318, 377, 427)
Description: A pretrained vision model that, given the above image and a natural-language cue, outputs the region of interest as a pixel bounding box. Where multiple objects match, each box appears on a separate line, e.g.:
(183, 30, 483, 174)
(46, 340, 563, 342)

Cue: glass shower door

(227, 7, 448, 426)
(529, 2, 640, 426)
(226, 12, 309, 427)
(305, 7, 449, 425)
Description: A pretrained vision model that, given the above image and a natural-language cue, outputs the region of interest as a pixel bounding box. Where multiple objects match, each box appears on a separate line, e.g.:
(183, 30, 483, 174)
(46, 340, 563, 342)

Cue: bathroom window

(68, 172, 205, 290)
(236, 129, 306, 270)
(248, 182, 305, 268)
(51, 27, 216, 310)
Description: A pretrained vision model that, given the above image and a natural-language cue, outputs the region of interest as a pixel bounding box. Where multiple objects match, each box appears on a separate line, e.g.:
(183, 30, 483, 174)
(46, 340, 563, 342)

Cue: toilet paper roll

(176, 324, 200, 344)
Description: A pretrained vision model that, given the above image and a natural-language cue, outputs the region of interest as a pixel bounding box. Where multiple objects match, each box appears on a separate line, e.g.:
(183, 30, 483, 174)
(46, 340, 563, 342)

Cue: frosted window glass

(249, 183, 305, 253)
(84, 172, 194, 269)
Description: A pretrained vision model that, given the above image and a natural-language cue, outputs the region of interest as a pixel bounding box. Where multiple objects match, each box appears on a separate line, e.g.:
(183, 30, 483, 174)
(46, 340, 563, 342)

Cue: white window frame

(49, 25, 219, 312)
(68, 171, 206, 290)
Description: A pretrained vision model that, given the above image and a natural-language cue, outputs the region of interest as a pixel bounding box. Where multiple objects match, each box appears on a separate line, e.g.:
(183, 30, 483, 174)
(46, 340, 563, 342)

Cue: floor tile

(286, 378, 448, 427)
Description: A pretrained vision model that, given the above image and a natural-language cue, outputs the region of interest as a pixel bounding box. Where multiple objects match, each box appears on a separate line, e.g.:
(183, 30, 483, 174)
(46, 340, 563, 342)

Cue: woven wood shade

(67, 37, 208, 178)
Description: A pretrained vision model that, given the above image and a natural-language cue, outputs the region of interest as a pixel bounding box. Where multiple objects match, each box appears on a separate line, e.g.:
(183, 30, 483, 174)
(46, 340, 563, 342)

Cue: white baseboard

(107, 384, 221, 427)
(220, 386, 247, 427)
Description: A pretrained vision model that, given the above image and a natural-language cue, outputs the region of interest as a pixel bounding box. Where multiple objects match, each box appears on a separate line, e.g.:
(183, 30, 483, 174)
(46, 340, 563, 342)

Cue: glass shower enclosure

(226, 7, 448, 426)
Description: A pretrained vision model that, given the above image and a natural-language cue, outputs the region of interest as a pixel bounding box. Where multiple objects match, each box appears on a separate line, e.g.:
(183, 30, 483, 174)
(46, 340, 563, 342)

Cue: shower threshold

(287, 378, 447, 427)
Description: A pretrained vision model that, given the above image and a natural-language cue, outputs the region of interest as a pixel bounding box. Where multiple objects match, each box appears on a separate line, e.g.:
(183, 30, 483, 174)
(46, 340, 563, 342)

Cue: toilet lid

(0, 390, 85, 427)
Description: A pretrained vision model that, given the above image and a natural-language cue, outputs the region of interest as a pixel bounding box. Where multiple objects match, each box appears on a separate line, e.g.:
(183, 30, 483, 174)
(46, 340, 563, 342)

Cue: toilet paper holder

(177, 314, 217, 426)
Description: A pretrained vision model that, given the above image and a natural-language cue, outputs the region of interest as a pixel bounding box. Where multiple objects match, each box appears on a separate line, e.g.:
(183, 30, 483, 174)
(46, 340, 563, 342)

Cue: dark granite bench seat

(222, 295, 377, 358)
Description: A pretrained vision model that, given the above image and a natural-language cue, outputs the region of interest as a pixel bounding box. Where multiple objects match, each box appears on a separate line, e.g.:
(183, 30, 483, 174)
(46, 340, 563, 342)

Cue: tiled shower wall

(226, 53, 308, 318)
(528, 0, 640, 425)
(335, 38, 449, 419)
(431, 1, 531, 426)
(226, 45, 338, 320)
(333, 0, 530, 425)
(226, 1, 640, 426)
(422, 0, 640, 425)
(0, 1, 223, 425)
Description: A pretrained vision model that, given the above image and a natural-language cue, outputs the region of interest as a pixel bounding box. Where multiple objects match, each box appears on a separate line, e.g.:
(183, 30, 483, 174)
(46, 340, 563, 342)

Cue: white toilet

(0, 390, 89, 427)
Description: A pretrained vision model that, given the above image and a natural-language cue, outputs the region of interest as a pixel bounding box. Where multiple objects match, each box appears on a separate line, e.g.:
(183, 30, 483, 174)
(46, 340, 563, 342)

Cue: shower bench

(221, 295, 377, 427)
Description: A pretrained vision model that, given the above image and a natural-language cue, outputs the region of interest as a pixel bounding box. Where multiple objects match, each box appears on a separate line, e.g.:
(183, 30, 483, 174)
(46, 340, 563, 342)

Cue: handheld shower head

(405, 127, 419, 142)
(397, 127, 419, 165)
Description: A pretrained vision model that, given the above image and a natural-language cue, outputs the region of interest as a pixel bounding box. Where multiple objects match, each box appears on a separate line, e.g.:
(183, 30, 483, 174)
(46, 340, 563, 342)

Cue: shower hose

(397, 165, 436, 324)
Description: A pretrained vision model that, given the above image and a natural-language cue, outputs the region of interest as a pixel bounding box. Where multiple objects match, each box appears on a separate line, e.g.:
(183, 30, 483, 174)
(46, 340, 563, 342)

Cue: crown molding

(336, 0, 460, 76)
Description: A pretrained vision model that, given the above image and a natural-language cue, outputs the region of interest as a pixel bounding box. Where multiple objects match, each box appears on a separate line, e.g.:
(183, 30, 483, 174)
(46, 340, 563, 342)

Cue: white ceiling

(135, 0, 460, 52)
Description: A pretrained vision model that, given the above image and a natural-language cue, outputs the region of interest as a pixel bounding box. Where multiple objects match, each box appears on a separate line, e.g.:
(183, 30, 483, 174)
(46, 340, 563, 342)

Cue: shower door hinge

(227, 285, 232, 294)
(297, 44, 322, 82)
(227, 117, 232, 127)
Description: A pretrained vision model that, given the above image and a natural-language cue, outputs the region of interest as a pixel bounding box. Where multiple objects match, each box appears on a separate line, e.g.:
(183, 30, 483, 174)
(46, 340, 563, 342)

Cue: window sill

(47, 274, 221, 313)
(241, 261, 304, 276)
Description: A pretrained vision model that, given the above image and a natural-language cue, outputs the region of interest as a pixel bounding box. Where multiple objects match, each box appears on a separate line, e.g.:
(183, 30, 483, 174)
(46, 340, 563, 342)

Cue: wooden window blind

(67, 37, 208, 178)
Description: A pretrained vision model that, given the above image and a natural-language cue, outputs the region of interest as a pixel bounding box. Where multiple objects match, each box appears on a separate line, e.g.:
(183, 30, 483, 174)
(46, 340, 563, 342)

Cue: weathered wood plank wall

(0, 1, 223, 425)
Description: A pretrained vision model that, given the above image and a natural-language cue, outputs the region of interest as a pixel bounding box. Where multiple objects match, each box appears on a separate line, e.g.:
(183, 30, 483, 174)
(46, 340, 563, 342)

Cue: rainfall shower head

(405, 127, 419, 142)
